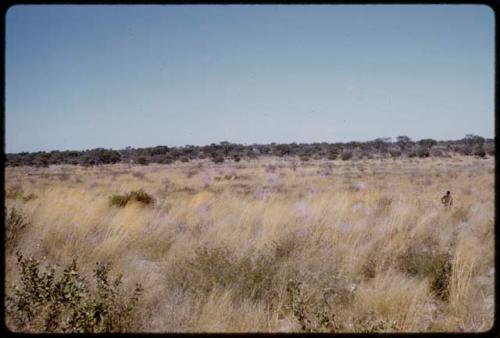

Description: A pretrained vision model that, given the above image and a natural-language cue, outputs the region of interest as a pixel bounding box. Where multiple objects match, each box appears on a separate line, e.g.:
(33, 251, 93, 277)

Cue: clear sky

(5, 5, 495, 153)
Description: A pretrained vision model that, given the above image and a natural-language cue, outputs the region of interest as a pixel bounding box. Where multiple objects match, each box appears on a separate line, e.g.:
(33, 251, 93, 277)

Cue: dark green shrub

(128, 190, 154, 205)
(136, 157, 149, 166)
(341, 152, 352, 161)
(327, 150, 339, 160)
(109, 195, 130, 208)
(416, 147, 430, 158)
(389, 149, 401, 158)
(211, 155, 224, 164)
(5, 252, 143, 333)
(473, 145, 486, 158)
(109, 189, 154, 208)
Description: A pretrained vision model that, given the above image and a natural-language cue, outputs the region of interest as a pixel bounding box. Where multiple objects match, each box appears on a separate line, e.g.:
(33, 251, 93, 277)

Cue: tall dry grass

(4, 155, 494, 332)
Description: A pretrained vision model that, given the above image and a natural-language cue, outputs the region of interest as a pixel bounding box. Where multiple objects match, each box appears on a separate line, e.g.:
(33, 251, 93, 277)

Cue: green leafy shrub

(6, 208, 29, 253)
(109, 189, 154, 208)
(285, 279, 342, 333)
(354, 312, 400, 333)
(6, 252, 143, 333)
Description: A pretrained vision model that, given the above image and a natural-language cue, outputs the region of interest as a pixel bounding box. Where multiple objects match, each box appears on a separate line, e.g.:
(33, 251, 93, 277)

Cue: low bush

(210, 155, 224, 164)
(473, 146, 486, 158)
(109, 189, 154, 208)
(136, 157, 149, 166)
(5, 252, 143, 333)
(341, 152, 353, 161)
(389, 149, 401, 158)
(285, 279, 342, 333)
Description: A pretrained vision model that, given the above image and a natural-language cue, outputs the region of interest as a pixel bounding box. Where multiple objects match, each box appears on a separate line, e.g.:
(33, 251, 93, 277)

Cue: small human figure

(441, 191, 453, 209)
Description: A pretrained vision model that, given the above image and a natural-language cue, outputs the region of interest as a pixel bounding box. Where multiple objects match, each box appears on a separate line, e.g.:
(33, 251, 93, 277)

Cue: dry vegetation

(4, 155, 494, 332)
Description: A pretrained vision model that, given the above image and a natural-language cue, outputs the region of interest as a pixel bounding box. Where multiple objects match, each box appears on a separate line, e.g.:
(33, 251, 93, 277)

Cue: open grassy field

(4, 155, 494, 332)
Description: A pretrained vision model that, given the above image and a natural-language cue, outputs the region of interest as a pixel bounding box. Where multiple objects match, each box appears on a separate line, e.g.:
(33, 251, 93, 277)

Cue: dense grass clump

(397, 247, 452, 301)
(109, 189, 154, 207)
(6, 252, 143, 333)
(166, 246, 279, 303)
(6, 208, 29, 253)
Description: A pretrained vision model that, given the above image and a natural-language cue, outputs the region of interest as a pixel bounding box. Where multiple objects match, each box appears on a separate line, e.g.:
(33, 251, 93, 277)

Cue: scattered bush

(136, 157, 149, 166)
(416, 147, 430, 158)
(473, 146, 486, 158)
(341, 152, 353, 161)
(5, 136, 494, 167)
(389, 149, 401, 158)
(211, 155, 224, 164)
(109, 189, 154, 208)
(5, 252, 143, 333)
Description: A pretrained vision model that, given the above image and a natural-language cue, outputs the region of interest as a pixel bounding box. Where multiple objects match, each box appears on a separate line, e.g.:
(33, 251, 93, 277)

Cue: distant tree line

(5, 134, 494, 167)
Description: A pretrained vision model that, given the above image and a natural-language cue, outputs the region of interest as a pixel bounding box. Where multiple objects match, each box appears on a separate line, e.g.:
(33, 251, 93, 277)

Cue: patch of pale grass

(350, 270, 434, 331)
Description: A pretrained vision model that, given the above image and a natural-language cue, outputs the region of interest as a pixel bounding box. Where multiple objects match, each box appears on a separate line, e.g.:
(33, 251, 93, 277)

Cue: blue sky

(6, 5, 495, 153)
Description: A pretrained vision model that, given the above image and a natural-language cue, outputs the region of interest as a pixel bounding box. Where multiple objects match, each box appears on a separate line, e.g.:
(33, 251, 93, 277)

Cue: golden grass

(4, 155, 494, 332)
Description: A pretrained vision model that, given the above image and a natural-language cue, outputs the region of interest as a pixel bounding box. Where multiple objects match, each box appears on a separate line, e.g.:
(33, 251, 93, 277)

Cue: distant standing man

(441, 191, 453, 209)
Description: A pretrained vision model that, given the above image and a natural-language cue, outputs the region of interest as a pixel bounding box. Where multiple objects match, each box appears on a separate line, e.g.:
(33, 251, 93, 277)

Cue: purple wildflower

(175, 222, 187, 233)
(267, 173, 279, 184)
(309, 186, 319, 195)
(229, 168, 238, 177)
(202, 174, 213, 185)
(255, 187, 272, 200)
(296, 201, 312, 219)
(196, 203, 210, 216)
(319, 168, 331, 177)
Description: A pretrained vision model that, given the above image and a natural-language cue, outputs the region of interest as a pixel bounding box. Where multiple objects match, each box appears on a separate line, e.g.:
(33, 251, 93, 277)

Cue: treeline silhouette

(5, 134, 494, 167)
